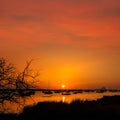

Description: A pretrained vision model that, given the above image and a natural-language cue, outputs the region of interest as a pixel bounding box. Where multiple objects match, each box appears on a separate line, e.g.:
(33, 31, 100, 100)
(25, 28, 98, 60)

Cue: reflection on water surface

(1, 90, 120, 113)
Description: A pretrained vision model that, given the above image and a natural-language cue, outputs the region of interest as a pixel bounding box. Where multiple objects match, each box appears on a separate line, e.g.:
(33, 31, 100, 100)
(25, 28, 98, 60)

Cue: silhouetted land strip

(1, 88, 120, 93)
(0, 95, 120, 120)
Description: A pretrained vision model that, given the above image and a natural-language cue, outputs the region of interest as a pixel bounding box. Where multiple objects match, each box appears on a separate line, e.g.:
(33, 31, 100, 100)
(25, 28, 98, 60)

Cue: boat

(73, 91, 79, 94)
(42, 90, 53, 97)
(61, 91, 71, 95)
(42, 90, 53, 94)
(96, 87, 107, 93)
(42, 80, 53, 96)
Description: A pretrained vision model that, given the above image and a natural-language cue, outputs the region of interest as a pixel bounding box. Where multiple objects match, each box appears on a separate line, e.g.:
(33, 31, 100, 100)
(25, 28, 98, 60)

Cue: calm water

(34, 90, 120, 103)
(1, 90, 120, 113)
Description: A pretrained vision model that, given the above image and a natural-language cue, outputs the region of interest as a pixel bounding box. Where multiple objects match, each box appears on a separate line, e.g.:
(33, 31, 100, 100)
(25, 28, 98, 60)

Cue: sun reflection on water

(62, 96, 65, 103)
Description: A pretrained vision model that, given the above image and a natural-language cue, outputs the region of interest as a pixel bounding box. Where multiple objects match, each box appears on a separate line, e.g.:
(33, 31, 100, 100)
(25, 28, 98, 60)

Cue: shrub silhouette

(16, 95, 120, 120)
(0, 95, 120, 120)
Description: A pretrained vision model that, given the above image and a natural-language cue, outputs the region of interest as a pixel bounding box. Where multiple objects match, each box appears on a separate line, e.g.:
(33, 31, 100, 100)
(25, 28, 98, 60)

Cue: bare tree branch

(0, 58, 39, 113)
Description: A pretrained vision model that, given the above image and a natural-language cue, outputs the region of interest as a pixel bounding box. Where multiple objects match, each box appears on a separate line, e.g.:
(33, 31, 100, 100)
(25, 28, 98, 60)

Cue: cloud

(0, 0, 120, 49)
(104, 7, 120, 17)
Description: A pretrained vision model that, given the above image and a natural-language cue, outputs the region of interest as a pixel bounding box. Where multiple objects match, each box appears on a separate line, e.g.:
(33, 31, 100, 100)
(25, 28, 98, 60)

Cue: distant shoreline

(0, 88, 120, 92)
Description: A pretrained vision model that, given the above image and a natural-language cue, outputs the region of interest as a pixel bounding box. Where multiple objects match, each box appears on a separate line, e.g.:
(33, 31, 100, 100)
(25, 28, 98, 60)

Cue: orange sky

(0, 0, 120, 89)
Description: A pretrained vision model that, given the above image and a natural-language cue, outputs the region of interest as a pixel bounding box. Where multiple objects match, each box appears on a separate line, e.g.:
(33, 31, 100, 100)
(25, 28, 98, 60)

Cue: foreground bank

(0, 95, 120, 120)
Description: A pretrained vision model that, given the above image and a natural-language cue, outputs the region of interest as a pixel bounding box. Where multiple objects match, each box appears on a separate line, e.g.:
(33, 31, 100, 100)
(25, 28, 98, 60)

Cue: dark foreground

(0, 95, 120, 120)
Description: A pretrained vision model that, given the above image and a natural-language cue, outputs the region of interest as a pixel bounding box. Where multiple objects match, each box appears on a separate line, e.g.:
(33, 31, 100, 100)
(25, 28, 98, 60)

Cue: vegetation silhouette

(0, 95, 120, 120)
(0, 57, 39, 113)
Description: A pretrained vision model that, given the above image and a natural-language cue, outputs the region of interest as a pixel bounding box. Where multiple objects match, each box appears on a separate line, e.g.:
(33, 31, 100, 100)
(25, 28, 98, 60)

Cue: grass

(0, 95, 120, 120)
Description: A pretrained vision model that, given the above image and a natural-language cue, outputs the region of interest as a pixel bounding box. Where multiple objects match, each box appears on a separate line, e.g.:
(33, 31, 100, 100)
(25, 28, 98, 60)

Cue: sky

(0, 0, 120, 89)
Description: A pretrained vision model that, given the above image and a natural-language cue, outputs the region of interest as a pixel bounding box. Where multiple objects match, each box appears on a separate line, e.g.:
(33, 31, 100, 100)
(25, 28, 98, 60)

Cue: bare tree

(16, 59, 39, 90)
(0, 58, 39, 112)
(0, 58, 16, 89)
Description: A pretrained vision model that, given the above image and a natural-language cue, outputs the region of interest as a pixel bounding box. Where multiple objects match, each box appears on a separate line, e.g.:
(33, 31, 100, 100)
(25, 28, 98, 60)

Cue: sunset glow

(61, 85, 65, 89)
(0, 0, 120, 89)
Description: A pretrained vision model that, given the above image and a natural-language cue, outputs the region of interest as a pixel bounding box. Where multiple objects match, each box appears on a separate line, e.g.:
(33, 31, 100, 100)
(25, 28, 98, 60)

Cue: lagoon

(1, 90, 120, 113)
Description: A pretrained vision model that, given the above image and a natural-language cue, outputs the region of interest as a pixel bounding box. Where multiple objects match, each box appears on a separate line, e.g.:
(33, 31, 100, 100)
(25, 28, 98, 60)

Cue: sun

(61, 84, 65, 88)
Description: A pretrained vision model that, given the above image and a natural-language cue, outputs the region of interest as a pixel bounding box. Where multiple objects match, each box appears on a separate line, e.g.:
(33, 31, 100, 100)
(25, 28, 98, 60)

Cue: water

(1, 90, 120, 113)
(34, 90, 120, 103)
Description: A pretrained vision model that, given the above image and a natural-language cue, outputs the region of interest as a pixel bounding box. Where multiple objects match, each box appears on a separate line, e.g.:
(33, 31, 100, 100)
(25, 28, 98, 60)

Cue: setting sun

(61, 85, 65, 88)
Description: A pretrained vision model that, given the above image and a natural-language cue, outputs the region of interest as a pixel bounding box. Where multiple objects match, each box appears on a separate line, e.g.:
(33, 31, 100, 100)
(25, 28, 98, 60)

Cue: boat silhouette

(61, 91, 71, 95)
(42, 90, 53, 97)
(43, 90, 53, 94)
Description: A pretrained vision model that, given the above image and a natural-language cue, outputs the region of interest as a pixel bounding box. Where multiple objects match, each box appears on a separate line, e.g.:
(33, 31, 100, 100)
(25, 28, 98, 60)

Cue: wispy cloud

(0, 0, 120, 50)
